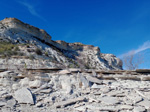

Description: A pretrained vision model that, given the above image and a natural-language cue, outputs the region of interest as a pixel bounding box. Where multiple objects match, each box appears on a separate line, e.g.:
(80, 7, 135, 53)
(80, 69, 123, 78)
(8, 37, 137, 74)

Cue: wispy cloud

(17, 0, 46, 21)
(118, 40, 150, 58)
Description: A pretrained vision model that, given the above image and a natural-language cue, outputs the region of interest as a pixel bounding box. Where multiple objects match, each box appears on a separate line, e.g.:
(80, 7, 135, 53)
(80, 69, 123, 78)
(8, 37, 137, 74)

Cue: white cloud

(17, 1, 46, 21)
(118, 40, 150, 58)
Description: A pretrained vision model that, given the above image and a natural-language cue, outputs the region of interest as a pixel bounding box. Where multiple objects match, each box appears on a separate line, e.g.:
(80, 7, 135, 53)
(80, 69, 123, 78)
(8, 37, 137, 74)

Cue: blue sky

(0, 0, 150, 68)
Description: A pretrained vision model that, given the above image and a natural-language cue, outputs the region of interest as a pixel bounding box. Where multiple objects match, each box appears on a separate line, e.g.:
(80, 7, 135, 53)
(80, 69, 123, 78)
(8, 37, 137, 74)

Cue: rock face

(0, 17, 122, 70)
(0, 18, 51, 43)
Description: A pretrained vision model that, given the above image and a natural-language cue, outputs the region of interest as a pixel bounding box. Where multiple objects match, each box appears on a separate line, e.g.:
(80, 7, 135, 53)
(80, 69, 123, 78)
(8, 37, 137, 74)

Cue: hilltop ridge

(0, 17, 122, 70)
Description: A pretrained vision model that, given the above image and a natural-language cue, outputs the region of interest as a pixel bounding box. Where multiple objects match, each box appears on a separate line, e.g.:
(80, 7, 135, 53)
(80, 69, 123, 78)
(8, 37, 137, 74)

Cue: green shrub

(14, 46, 20, 51)
(0, 42, 24, 57)
(45, 51, 49, 56)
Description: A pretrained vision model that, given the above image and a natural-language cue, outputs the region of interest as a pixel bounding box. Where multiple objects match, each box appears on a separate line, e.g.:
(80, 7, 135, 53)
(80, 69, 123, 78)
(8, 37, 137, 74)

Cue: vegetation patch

(0, 41, 23, 58)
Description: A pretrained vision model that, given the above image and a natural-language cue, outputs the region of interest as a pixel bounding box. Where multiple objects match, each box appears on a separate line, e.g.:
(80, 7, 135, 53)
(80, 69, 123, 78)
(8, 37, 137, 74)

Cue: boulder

(60, 75, 72, 94)
(78, 73, 90, 88)
(14, 87, 35, 104)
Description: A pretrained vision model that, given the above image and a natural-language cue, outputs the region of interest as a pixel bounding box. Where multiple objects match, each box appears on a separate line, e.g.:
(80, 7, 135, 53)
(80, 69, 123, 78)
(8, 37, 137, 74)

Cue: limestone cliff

(0, 17, 122, 70)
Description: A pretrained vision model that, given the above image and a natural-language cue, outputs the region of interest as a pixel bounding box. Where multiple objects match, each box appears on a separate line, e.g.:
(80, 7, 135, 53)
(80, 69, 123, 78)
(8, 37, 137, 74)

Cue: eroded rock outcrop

(0, 18, 51, 43)
(0, 17, 122, 70)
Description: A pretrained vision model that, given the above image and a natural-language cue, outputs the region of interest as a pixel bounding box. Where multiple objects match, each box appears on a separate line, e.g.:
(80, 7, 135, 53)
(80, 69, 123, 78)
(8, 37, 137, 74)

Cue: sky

(0, 0, 150, 69)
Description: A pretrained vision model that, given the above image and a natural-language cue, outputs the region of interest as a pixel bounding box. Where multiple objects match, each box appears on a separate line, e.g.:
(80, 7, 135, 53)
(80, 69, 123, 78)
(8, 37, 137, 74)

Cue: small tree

(123, 50, 143, 70)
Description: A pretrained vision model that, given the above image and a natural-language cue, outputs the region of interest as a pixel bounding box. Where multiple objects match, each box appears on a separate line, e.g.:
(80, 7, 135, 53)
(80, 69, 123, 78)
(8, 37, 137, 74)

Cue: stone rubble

(0, 69, 150, 112)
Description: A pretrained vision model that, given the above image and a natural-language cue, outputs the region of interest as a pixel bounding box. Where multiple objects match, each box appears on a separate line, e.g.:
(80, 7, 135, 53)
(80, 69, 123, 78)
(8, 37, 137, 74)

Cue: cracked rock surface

(0, 69, 150, 112)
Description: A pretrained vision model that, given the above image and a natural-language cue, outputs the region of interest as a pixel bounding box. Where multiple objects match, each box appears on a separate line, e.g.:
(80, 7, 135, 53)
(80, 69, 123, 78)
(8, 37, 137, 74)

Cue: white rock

(0, 101, 6, 107)
(99, 96, 120, 105)
(78, 73, 90, 88)
(19, 77, 30, 87)
(58, 69, 71, 74)
(86, 75, 102, 84)
(91, 83, 107, 89)
(133, 106, 146, 112)
(60, 75, 72, 94)
(36, 102, 43, 107)
(14, 87, 34, 104)
(32, 83, 49, 93)
(0, 71, 11, 78)
(86, 105, 118, 111)
(55, 96, 85, 108)
(69, 68, 80, 73)
(0, 90, 7, 96)
(0, 78, 11, 86)
(137, 99, 150, 109)
(40, 89, 52, 93)
(12, 83, 20, 90)
(6, 99, 16, 108)
(127, 94, 143, 104)
(75, 106, 86, 111)
(29, 79, 42, 88)
(120, 105, 133, 110)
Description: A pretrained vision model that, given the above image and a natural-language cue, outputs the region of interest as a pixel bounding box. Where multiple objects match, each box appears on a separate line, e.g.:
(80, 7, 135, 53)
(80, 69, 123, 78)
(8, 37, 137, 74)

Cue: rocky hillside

(0, 17, 122, 70)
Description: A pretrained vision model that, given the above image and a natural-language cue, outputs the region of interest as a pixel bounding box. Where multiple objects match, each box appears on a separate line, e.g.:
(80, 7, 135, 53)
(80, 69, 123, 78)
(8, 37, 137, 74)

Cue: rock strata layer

(0, 17, 122, 70)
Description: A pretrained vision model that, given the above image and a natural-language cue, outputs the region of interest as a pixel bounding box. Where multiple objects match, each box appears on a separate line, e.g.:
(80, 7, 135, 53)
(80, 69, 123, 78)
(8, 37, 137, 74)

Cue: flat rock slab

(99, 96, 120, 105)
(40, 89, 52, 93)
(137, 99, 150, 109)
(75, 106, 86, 111)
(133, 106, 146, 112)
(55, 96, 86, 108)
(86, 105, 118, 111)
(127, 94, 143, 104)
(91, 83, 108, 89)
(58, 70, 71, 74)
(32, 83, 49, 93)
(86, 75, 102, 84)
(14, 87, 34, 104)
(6, 99, 16, 108)
(69, 68, 81, 73)
(119, 105, 133, 110)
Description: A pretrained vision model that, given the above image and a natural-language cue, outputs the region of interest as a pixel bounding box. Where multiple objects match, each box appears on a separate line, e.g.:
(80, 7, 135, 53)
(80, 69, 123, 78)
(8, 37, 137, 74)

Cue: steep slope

(0, 18, 122, 70)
